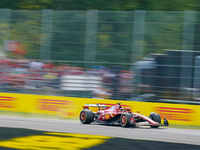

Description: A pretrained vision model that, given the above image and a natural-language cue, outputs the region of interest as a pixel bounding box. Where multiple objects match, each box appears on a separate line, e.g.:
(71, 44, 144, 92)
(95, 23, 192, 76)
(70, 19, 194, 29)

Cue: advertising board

(0, 92, 199, 125)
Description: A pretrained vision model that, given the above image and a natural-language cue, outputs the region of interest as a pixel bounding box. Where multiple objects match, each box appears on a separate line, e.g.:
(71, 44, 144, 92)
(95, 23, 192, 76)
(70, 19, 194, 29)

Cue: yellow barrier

(0, 92, 199, 126)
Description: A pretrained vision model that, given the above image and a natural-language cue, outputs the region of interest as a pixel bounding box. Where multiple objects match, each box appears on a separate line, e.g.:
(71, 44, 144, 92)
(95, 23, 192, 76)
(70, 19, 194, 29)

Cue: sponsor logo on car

(155, 107, 194, 121)
(105, 114, 110, 120)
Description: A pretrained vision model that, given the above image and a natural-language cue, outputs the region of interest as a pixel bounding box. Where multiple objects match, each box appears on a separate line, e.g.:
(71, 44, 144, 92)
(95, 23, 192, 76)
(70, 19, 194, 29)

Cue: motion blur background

(1, 0, 200, 104)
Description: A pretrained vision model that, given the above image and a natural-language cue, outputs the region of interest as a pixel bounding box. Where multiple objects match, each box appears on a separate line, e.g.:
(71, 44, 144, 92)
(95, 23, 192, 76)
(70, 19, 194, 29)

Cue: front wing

(135, 118, 169, 127)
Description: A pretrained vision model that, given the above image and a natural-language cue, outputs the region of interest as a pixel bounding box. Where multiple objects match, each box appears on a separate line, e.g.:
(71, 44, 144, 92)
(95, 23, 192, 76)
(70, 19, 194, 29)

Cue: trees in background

(1, 0, 200, 11)
(0, 0, 199, 68)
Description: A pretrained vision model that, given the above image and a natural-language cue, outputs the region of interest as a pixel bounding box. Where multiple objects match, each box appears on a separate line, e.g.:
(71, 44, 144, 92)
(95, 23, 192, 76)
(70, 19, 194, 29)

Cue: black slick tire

(80, 109, 94, 124)
(149, 112, 161, 128)
(120, 113, 132, 127)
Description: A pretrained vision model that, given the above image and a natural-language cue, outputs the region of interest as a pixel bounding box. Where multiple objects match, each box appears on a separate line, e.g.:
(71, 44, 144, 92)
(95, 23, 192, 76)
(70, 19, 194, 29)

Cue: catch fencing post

(182, 10, 196, 51)
(131, 10, 146, 71)
(84, 10, 98, 69)
(0, 9, 11, 45)
(40, 9, 54, 61)
(180, 10, 196, 100)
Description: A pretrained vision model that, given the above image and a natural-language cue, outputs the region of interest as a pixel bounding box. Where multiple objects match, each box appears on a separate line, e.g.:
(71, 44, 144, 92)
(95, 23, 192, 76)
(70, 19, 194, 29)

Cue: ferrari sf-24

(80, 103, 169, 128)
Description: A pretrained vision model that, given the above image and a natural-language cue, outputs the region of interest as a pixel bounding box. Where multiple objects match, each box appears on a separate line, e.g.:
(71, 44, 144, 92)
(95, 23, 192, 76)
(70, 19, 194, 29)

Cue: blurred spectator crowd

(0, 58, 134, 100)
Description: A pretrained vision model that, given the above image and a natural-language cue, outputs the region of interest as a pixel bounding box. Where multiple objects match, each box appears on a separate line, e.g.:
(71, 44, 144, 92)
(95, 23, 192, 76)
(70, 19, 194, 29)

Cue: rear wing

(83, 104, 107, 110)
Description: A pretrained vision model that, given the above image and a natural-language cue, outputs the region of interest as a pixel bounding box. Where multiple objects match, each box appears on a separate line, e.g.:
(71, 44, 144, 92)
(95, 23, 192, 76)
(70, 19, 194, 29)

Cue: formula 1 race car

(79, 103, 169, 128)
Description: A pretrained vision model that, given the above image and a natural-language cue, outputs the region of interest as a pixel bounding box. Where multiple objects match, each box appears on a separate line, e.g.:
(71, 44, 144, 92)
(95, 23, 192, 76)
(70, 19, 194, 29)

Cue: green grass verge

(168, 124, 200, 130)
(0, 110, 63, 120)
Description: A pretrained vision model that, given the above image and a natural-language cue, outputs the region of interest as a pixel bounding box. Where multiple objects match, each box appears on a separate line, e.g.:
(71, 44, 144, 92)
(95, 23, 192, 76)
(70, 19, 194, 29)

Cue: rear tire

(120, 113, 132, 127)
(80, 109, 94, 124)
(149, 112, 161, 128)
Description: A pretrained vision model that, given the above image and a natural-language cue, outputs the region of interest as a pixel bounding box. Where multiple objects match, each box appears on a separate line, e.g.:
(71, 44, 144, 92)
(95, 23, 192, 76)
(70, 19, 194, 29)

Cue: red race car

(80, 103, 169, 128)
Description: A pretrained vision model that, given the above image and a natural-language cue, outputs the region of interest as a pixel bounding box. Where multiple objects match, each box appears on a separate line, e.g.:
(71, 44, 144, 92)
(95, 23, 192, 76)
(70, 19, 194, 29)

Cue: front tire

(120, 113, 132, 127)
(80, 109, 94, 124)
(149, 112, 161, 128)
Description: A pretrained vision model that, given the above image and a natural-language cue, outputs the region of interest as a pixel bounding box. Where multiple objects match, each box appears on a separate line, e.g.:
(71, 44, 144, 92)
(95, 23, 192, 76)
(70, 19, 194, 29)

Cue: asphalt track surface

(0, 115, 200, 146)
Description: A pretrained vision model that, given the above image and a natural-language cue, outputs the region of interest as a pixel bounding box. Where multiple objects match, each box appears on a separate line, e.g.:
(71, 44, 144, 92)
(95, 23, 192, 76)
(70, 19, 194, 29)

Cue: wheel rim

(121, 115, 126, 124)
(80, 112, 86, 121)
